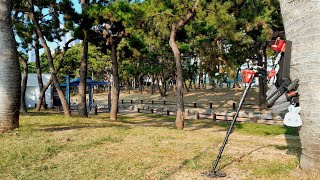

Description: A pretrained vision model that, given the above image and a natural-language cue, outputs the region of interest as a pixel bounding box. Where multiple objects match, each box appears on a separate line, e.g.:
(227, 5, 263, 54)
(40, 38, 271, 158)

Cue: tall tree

(169, 0, 199, 129)
(79, 0, 89, 117)
(279, 0, 320, 171)
(29, 2, 71, 117)
(0, 0, 21, 133)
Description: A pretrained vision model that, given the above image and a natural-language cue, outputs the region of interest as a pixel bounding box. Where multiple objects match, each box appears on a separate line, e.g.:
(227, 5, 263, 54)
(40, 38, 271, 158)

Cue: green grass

(216, 121, 299, 136)
(0, 112, 305, 179)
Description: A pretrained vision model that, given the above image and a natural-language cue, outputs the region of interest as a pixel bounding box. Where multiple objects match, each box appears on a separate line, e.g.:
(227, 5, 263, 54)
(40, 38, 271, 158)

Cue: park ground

(1, 89, 319, 179)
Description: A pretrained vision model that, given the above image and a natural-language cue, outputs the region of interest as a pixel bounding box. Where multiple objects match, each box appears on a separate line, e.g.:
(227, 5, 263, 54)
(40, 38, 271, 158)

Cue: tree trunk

(279, 0, 320, 171)
(139, 74, 143, 94)
(257, 46, 266, 107)
(79, 30, 88, 117)
(151, 75, 154, 95)
(199, 58, 203, 89)
(170, 36, 185, 130)
(19, 56, 28, 115)
(169, 0, 199, 129)
(0, 1, 20, 133)
(35, 39, 74, 112)
(34, 33, 46, 110)
(31, 11, 71, 117)
(110, 43, 120, 121)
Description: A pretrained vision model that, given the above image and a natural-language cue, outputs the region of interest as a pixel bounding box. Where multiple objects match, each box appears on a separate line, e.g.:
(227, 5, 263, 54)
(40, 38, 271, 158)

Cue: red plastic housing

(271, 39, 286, 52)
(242, 70, 255, 83)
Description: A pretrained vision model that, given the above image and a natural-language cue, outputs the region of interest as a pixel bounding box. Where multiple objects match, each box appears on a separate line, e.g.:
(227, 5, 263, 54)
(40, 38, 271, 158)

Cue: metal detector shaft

(211, 81, 253, 174)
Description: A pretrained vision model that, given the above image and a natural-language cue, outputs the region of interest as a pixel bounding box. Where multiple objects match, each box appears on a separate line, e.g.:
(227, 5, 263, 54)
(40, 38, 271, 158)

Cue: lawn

(0, 111, 316, 179)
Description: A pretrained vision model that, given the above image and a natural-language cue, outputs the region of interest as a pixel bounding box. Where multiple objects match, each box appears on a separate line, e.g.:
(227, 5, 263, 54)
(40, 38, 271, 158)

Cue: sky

(16, 0, 83, 61)
(45, 0, 82, 51)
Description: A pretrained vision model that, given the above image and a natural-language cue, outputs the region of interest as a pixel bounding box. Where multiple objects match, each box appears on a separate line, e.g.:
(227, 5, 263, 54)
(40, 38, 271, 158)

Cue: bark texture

(31, 10, 71, 117)
(19, 56, 28, 114)
(279, 0, 320, 171)
(79, 30, 88, 117)
(34, 34, 46, 110)
(35, 39, 74, 111)
(110, 43, 120, 121)
(169, 0, 199, 130)
(0, 1, 21, 132)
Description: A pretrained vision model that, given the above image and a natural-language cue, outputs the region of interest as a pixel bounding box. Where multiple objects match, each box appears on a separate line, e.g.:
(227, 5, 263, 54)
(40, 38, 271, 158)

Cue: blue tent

(60, 77, 108, 110)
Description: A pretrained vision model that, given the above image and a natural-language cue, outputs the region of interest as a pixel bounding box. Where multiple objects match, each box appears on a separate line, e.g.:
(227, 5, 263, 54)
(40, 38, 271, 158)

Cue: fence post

(121, 99, 124, 104)
(138, 108, 140, 113)
(233, 103, 236, 111)
(193, 102, 197, 108)
(213, 113, 216, 122)
(209, 102, 213, 109)
(141, 100, 143, 104)
(167, 109, 169, 115)
(94, 105, 98, 115)
(152, 100, 154, 104)
(131, 99, 133, 104)
(196, 112, 200, 119)
(151, 109, 154, 114)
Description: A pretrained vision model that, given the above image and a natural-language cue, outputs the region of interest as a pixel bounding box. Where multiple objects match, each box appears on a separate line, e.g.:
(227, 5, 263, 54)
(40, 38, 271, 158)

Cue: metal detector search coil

(242, 70, 255, 83)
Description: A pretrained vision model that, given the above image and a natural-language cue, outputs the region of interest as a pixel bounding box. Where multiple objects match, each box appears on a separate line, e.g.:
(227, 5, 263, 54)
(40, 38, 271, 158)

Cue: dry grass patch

(0, 111, 315, 179)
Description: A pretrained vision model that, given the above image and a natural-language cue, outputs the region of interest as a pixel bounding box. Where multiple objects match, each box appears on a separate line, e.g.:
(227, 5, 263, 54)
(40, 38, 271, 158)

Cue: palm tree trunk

(279, 0, 320, 171)
(79, 30, 88, 117)
(110, 43, 120, 121)
(0, 1, 20, 133)
(19, 56, 28, 115)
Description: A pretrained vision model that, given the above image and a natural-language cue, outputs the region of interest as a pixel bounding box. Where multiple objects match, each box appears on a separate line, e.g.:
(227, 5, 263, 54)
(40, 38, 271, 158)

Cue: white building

(23, 73, 53, 108)
(28, 50, 36, 63)
(59, 24, 82, 48)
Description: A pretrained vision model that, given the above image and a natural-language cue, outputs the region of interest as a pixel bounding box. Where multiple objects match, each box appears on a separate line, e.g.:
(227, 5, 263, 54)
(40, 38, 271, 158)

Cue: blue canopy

(60, 77, 108, 87)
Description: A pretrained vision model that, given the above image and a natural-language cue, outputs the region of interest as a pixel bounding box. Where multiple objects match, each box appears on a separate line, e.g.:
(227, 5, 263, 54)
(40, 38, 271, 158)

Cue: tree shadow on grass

(36, 123, 132, 132)
(22, 111, 62, 116)
(283, 127, 302, 161)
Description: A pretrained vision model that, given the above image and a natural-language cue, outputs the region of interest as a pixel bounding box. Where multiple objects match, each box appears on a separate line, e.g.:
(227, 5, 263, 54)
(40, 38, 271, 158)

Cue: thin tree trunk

(19, 56, 28, 115)
(31, 11, 71, 117)
(35, 39, 75, 111)
(0, 1, 20, 133)
(151, 75, 154, 95)
(34, 33, 46, 110)
(279, 0, 320, 171)
(199, 58, 203, 89)
(139, 74, 143, 94)
(169, 0, 199, 129)
(79, 30, 88, 117)
(110, 43, 120, 121)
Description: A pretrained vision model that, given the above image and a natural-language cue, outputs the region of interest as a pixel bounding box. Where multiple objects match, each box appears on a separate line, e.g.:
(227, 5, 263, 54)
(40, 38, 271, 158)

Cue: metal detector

(203, 68, 265, 178)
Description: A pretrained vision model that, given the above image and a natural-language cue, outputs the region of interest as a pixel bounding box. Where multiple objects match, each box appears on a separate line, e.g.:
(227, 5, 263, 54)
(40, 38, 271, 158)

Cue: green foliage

(13, 0, 283, 92)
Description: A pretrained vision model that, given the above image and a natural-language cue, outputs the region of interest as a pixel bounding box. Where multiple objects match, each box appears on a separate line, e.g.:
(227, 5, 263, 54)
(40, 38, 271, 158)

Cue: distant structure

(59, 24, 82, 49)
(27, 25, 81, 62)
(23, 73, 53, 108)
(28, 49, 35, 63)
